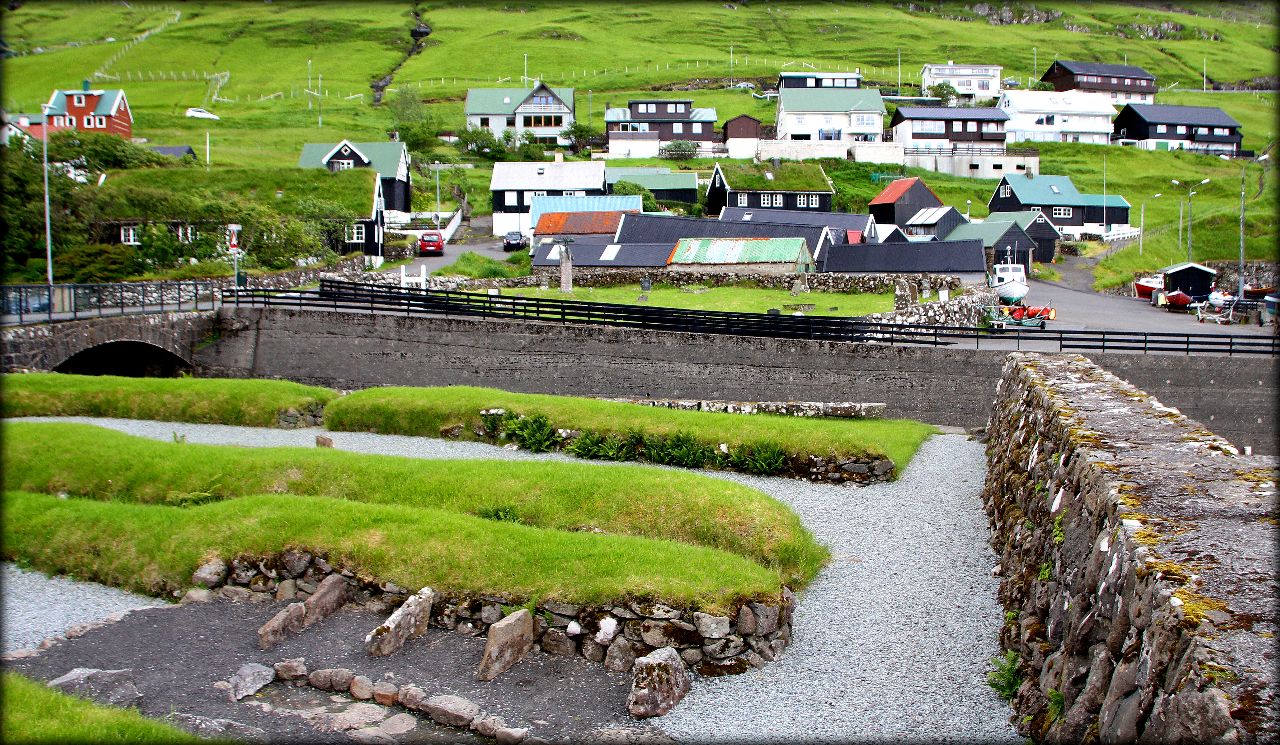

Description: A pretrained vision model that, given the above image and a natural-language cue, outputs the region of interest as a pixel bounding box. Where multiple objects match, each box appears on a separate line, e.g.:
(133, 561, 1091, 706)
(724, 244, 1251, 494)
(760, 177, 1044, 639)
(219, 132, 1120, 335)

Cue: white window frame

(967, 121, 977, 132)
(504, 191, 518, 207)
(346, 223, 366, 243)
(121, 225, 141, 245)
(912, 120, 945, 134)
(666, 103, 677, 113)
(1156, 124, 1167, 134)
(332, 159, 354, 171)
(67, 115, 76, 127)
(562, 190, 585, 197)
(1052, 207, 1072, 219)
(736, 193, 748, 207)
(672, 122, 683, 134)
(691, 123, 702, 134)
(1176, 125, 1187, 134)
(177, 225, 196, 243)
(96, 116, 106, 128)
(999, 184, 1011, 198)
(84, 116, 95, 129)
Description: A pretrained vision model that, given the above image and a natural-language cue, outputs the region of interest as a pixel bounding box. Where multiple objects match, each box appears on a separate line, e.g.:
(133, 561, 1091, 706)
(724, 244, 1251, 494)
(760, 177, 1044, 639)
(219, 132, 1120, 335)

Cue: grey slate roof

(1050, 60, 1155, 79)
(894, 106, 1008, 121)
(615, 213, 831, 254)
(530, 241, 672, 268)
(821, 240, 986, 273)
(718, 207, 871, 234)
(1120, 104, 1241, 128)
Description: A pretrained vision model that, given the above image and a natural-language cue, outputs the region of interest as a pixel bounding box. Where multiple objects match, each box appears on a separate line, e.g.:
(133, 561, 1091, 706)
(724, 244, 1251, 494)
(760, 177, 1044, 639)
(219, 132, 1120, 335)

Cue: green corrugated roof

(946, 220, 1018, 248)
(298, 141, 407, 179)
(1079, 193, 1131, 208)
(779, 87, 885, 114)
(670, 237, 810, 264)
(465, 86, 575, 115)
(717, 161, 832, 192)
(986, 211, 1042, 230)
(609, 172, 698, 191)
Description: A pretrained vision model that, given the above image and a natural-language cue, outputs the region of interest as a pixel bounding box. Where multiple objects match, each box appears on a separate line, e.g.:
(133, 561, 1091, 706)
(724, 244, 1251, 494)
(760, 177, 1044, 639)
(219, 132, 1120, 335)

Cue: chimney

(83, 79, 90, 91)
(553, 151, 564, 163)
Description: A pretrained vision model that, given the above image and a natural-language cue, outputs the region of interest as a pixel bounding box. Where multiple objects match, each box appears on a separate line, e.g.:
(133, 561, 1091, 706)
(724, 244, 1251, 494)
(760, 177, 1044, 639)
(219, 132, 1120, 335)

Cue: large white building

(463, 82, 575, 146)
(920, 61, 1003, 102)
(997, 90, 1117, 145)
(775, 87, 886, 144)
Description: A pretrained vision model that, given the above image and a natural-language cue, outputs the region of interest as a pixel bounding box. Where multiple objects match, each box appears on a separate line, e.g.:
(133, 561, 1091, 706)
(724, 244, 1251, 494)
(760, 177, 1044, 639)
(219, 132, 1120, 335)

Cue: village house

(987, 173, 1132, 240)
(867, 177, 944, 231)
(13, 82, 134, 139)
(667, 237, 815, 275)
(723, 114, 763, 159)
(1111, 104, 1243, 155)
(489, 159, 607, 235)
(528, 195, 643, 239)
(604, 99, 718, 158)
(777, 70, 864, 89)
(464, 82, 575, 146)
(717, 206, 878, 245)
(531, 240, 673, 270)
(298, 139, 413, 212)
(903, 206, 967, 240)
(820, 239, 986, 275)
(704, 160, 835, 215)
(920, 61, 1003, 102)
(605, 167, 700, 204)
(946, 218, 1037, 273)
(998, 90, 1117, 145)
(888, 106, 1008, 151)
(985, 210, 1063, 264)
(1040, 60, 1156, 105)
(613, 213, 836, 262)
(774, 87, 886, 144)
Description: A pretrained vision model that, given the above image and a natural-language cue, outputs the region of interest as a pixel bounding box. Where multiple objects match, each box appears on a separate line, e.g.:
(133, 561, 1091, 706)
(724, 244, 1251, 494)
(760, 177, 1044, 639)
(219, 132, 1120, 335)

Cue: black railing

(1, 281, 221, 326)
(219, 280, 1280, 357)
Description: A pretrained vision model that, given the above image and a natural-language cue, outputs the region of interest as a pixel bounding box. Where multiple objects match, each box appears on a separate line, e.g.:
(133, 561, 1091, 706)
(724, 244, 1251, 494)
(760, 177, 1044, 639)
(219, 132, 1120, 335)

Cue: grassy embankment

(3, 421, 826, 610)
(499, 283, 896, 316)
(326, 385, 936, 471)
(1, 671, 207, 744)
(2, 374, 336, 427)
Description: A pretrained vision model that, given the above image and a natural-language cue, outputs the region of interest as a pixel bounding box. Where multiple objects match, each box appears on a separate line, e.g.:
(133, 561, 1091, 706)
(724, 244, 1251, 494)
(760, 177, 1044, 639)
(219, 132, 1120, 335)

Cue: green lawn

(326, 385, 936, 472)
(500, 283, 896, 317)
(432, 250, 531, 278)
(2, 374, 336, 427)
(1, 671, 207, 745)
(3, 421, 827, 609)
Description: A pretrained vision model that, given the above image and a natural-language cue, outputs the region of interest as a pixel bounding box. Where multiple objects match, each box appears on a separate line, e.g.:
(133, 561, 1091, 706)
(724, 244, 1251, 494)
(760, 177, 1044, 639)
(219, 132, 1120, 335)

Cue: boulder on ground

(626, 647, 691, 718)
(258, 602, 306, 650)
(604, 637, 636, 673)
(424, 694, 481, 727)
(364, 587, 435, 657)
(477, 609, 534, 681)
(227, 663, 275, 701)
(192, 559, 229, 588)
(47, 668, 143, 708)
(273, 658, 308, 680)
(303, 574, 354, 627)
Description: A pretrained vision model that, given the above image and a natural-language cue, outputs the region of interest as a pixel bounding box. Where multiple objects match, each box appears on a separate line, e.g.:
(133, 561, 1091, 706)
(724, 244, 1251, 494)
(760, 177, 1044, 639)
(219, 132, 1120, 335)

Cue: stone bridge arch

(1, 311, 218, 375)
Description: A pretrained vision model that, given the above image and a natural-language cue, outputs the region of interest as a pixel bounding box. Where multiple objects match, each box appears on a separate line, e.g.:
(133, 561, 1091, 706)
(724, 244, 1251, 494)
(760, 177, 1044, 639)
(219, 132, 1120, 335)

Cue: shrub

(476, 504, 523, 523)
(506, 413, 559, 453)
(566, 430, 607, 459)
(1047, 688, 1065, 721)
(732, 441, 789, 476)
(644, 431, 714, 469)
(662, 140, 698, 160)
(987, 650, 1023, 700)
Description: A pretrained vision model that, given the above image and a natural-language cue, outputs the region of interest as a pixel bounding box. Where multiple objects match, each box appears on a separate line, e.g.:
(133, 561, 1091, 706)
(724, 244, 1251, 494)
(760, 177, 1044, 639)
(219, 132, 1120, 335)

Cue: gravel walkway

(9, 417, 1018, 741)
(2, 563, 167, 653)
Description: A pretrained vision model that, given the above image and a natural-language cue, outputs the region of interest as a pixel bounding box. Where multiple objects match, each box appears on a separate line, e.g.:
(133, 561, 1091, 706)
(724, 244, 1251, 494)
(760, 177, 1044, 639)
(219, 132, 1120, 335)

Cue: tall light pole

(1235, 153, 1270, 300)
(433, 160, 441, 228)
(1171, 178, 1209, 262)
(1139, 193, 1161, 256)
(41, 104, 53, 286)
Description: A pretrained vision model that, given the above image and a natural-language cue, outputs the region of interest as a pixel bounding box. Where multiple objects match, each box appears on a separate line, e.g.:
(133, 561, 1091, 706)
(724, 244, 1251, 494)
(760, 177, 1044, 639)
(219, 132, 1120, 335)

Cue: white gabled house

(488, 159, 608, 235)
(920, 61, 1003, 102)
(775, 87, 886, 144)
(464, 82, 575, 146)
(998, 90, 1117, 145)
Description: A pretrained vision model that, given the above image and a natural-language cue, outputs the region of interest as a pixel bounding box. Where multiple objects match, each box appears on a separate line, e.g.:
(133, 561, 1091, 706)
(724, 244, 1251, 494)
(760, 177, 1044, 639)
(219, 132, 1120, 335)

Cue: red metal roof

(867, 177, 941, 206)
(534, 210, 637, 235)
(846, 229, 864, 244)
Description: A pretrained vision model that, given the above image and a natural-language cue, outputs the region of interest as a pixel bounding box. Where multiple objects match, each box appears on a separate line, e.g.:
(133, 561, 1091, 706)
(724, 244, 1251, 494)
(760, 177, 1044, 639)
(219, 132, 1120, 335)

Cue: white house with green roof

(775, 87, 886, 145)
(298, 139, 412, 212)
(464, 82, 575, 146)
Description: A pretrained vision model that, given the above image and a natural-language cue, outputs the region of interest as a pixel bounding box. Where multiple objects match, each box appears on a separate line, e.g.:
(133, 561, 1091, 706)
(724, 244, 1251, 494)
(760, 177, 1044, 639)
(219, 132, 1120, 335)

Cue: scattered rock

(278, 549, 313, 578)
(379, 712, 417, 736)
(166, 713, 268, 742)
(736, 604, 757, 635)
(180, 588, 215, 604)
(627, 647, 691, 718)
(365, 587, 435, 657)
(480, 603, 504, 624)
(424, 694, 481, 727)
(258, 602, 306, 650)
(273, 658, 308, 680)
(275, 578, 297, 601)
(349, 675, 374, 700)
(748, 603, 780, 635)
(228, 663, 275, 701)
(302, 574, 354, 627)
(47, 668, 143, 708)
(630, 602, 681, 619)
(605, 637, 637, 673)
(595, 616, 620, 645)
(220, 586, 251, 602)
(581, 637, 607, 663)
(472, 714, 508, 737)
(316, 435, 334, 448)
(310, 668, 353, 693)
(541, 600, 580, 616)
(692, 612, 730, 639)
(373, 681, 399, 707)
(496, 726, 531, 744)
(638, 619, 700, 648)
(397, 684, 428, 711)
(230, 557, 257, 585)
(192, 559, 229, 588)
(477, 608, 534, 681)
(540, 627, 576, 656)
(309, 702, 387, 732)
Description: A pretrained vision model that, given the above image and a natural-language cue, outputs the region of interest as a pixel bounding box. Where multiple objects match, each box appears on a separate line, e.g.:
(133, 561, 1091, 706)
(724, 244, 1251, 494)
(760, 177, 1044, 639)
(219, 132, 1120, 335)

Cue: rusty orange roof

(868, 177, 941, 206)
(534, 210, 636, 235)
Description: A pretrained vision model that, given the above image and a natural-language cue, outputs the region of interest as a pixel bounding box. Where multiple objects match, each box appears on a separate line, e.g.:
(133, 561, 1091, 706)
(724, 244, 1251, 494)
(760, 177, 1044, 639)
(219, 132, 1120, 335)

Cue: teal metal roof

(465, 85, 575, 115)
(985, 210, 1062, 234)
(1004, 175, 1082, 206)
(528, 195, 642, 229)
(44, 88, 127, 117)
(1079, 193, 1131, 208)
(779, 87, 885, 114)
(670, 237, 811, 264)
(946, 220, 1019, 248)
(298, 141, 407, 179)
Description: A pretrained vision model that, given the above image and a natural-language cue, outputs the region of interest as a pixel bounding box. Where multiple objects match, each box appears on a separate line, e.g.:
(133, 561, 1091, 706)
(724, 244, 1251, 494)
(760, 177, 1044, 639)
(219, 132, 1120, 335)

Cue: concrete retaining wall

(981, 353, 1276, 743)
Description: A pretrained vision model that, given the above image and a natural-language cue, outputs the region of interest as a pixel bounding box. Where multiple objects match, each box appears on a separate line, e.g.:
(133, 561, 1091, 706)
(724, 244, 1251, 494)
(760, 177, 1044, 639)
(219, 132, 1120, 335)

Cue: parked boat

(1244, 285, 1274, 300)
(1134, 275, 1163, 300)
(1162, 290, 1195, 309)
(988, 260, 1028, 305)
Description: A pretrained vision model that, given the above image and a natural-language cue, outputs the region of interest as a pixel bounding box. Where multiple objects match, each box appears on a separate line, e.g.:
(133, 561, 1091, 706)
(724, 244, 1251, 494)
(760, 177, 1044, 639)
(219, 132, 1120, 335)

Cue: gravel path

(9, 417, 1017, 741)
(2, 563, 167, 653)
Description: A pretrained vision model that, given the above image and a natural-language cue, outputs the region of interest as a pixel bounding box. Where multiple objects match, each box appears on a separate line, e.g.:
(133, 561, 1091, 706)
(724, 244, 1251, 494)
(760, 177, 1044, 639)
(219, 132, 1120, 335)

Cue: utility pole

(897, 47, 901, 92)
(41, 105, 53, 287)
(730, 45, 734, 84)
(1237, 163, 1246, 300)
(205, 130, 210, 166)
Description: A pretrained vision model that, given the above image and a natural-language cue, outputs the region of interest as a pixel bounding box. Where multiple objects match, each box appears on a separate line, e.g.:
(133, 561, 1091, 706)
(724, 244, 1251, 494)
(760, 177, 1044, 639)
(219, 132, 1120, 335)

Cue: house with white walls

(920, 61, 1003, 102)
(998, 90, 1117, 145)
(464, 82, 575, 146)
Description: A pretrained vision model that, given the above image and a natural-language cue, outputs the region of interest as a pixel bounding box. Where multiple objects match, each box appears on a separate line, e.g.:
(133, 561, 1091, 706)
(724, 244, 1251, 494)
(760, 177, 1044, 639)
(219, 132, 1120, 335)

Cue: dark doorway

(54, 341, 191, 377)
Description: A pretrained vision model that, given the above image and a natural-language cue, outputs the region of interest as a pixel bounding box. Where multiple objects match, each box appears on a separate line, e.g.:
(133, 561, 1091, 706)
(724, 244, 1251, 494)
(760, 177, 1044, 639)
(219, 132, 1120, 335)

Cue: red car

(417, 231, 444, 256)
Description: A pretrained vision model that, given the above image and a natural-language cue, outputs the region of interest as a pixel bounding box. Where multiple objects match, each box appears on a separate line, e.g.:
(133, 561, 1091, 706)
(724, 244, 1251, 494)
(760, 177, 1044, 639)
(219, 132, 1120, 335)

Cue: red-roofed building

(534, 210, 636, 236)
(15, 82, 134, 140)
(867, 177, 943, 228)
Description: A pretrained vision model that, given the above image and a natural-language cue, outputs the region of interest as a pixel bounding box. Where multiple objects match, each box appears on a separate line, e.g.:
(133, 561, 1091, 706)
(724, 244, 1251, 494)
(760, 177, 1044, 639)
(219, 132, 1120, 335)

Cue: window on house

(1214, 127, 1229, 136)
(67, 116, 76, 127)
(95, 116, 105, 127)
(332, 160, 354, 171)
(912, 120, 945, 134)
(506, 116, 516, 127)
(970, 163, 980, 170)
(504, 192, 518, 207)
(177, 225, 196, 243)
(531, 95, 555, 106)
(1176, 125, 1187, 134)
(795, 194, 808, 208)
(820, 78, 833, 87)
(855, 115, 876, 127)
(691, 123, 702, 134)
(999, 185, 1011, 198)
(737, 193, 748, 207)
(479, 117, 489, 128)
(805, 78, 815, 87)
(346, 224, 366, 243)
(1052, 207, 1072, 218)
(522, 115, 563, 127)
(84, 116, 95, 129)
(958, 79, 972, 88)
(1112, 93, 1118, 100)
(121, 225, 140, 245)
(1195, 127, 1208, 135)
(563, 190, 585, 197)
(1156, 124, 1167, 134)
(967, 121, 978, 132)
(673, 122, 683, 134)
(1124, 78, 1132, 85)
(1110, 77, 1118, 84)
(818, 129, 842, 140)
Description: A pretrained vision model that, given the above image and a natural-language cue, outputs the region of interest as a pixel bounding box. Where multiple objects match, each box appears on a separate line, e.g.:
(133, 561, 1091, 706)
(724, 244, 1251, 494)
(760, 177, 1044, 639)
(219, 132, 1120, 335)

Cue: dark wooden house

(867, 177, 944, 229)
(987, 173, 1130, 240)
(888, 107, 1008, 149)
(604, 99, 718, 144)
(705, 161, 834, 215)
(1112, 104, 1243, 155)
(986, 210, 1062, 264)
(946, 219, 1036, 273)
(1160, 262, 1217, 298)
(298, 139, 413, 212)
(903, 206, 966, 240)
(1040, 60, 1155, 104)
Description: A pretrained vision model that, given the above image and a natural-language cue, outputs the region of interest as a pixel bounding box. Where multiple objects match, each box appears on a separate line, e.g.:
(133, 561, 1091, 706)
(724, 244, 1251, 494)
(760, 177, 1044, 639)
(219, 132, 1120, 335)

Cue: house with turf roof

(464, 82, 575, 146)
(946, 218, 1036, 273)
(298, 139, 412, 212)
(987, 173, 1131, 240)
(605, 167, 699, 204)
(667, 237, 816, 275)
(704, 161, 834, 216)
(985, 210, 1062, 264)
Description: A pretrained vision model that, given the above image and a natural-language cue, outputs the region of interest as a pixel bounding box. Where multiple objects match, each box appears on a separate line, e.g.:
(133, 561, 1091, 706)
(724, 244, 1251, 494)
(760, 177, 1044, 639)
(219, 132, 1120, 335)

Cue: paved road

(386, 214, 520, 276)
(1027, 279, 1273, 336)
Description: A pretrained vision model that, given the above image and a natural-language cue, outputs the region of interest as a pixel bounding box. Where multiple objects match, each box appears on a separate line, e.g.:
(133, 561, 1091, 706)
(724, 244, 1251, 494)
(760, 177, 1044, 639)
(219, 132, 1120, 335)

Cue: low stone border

(187, 551, 796, 678)
(599, 397, 885, 419)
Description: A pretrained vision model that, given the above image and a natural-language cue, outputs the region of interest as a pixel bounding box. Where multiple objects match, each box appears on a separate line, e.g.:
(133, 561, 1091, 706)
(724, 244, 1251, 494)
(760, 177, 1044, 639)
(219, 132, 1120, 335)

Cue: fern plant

(987, 650, 1023, 701)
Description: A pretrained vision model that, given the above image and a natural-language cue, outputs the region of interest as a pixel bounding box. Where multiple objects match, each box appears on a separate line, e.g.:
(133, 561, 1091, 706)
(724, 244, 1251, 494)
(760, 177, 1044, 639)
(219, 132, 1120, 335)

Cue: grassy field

(2, 374, 336, 426)
(3, 421, 826, 608)
(501, 283, 896, 316)
(325, 385, 936, 470)
(1, 671, 207, 745)
(433, 250, 531, 278)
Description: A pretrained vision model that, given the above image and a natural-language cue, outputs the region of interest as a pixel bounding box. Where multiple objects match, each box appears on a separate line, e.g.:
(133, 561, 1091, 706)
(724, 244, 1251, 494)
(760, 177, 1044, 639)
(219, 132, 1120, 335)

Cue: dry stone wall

(189, 550, 796, 678)
(861, 286, 998, 328)
(982, 353, 1277, 743)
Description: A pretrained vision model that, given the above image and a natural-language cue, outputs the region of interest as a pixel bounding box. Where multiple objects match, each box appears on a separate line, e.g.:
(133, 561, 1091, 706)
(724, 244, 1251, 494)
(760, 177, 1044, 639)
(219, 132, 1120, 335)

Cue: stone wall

(1204, 260, 1278, 296)
(1, 311, 218, 372)
(194, 549, 796, 677)
(981, 353, 1277, 743)
(861, 286, 998, 327)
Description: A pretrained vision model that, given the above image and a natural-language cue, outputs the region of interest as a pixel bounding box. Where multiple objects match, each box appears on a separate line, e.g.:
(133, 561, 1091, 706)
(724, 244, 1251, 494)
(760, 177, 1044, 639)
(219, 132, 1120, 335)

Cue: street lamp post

(966, 199, 971, 220)
(1235, 153, 1270, 300)
(1170, 178, 1210, 262)
(433, 160, 441, 229)
(41, 104, 54, 287)
(1139, 193, 1161, 256)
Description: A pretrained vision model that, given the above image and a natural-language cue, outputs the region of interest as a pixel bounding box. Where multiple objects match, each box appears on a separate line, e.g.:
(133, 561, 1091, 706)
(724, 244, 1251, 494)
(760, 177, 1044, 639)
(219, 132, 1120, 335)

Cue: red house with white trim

(17, 82, 134, 140)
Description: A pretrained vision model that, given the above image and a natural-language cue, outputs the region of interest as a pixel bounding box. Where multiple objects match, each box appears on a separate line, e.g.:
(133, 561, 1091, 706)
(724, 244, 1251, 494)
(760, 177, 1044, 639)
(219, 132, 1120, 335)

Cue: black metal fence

(1, 281, 221, 326)
(217, 280, 1279, 356)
